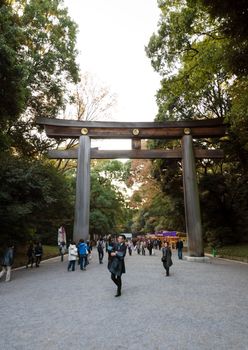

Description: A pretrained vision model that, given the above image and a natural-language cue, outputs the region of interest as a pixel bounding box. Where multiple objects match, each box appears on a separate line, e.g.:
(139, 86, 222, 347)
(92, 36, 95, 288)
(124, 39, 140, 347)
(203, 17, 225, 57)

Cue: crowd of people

(0, 235, 184, 296)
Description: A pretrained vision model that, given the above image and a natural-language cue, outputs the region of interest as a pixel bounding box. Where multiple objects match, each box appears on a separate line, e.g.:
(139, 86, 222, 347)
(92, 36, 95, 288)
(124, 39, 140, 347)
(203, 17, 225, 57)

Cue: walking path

(0, 249, 248, 350)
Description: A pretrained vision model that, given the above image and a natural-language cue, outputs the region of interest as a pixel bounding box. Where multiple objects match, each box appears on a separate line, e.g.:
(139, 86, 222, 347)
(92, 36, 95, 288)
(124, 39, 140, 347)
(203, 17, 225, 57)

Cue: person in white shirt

(67, 242, 78, 271)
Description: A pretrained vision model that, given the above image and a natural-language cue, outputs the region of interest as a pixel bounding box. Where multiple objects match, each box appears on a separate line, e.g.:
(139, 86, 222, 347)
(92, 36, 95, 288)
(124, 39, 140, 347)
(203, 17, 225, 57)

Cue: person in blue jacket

(77, 239, 88, 270)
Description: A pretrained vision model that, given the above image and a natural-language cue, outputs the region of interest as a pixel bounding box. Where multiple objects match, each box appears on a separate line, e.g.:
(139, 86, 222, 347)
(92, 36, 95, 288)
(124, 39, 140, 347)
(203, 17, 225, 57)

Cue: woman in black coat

(161, 241, 173, 276)
(108, 235, 127, 297)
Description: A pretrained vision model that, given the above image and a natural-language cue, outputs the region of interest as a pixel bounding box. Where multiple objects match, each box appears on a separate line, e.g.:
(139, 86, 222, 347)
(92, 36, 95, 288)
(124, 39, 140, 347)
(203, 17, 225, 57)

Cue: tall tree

(145, 0, 248, 244)
(55, 73, 117, 172)
(0, 0, 79, 154)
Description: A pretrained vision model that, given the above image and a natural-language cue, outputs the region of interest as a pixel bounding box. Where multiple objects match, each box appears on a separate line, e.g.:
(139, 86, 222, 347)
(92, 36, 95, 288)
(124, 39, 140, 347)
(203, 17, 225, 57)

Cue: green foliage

(92, 159, 131, 183)
(144, 0, 248, 245)
(209, 244, 248, 262)
(131, 191, 184, 235)
(89, 162, 130, 237)
(0, 0, 79, 155)
(200, 0, 248, 76)
(0, 2, 27, 124)
(0, 153, 74, 245)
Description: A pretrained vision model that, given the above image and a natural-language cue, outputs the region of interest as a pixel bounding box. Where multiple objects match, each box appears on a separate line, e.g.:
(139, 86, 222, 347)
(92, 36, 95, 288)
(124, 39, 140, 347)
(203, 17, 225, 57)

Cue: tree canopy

(0, 0, 78, 245)
(133, 0, 248, 246)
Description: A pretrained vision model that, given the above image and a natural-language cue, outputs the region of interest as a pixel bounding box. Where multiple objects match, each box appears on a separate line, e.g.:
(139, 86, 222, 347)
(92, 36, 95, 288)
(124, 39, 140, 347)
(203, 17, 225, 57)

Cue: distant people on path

(158, 240, 162, 250)
(0, 243, 14, 282)
(68, 241, 78, 271)
(26, 243, 34, 268)
(34, 242, 43, 267)
(108, 235, 127, 297)
(161, 242, 173, 277)
(141, 241, 146, 255)
(127, 241, 133, 256)
(87, 241, 93, 262)
(147, 240, 153, 256)
(135, 241, 141, 255)
(176, 238, 184, 260)
(78, 239, 88, 271)
(96, 238, 105, 264)
(59, 241, 67, 262)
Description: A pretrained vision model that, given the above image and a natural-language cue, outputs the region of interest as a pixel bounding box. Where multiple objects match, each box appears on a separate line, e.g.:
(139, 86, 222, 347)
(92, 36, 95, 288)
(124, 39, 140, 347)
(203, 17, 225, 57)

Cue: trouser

(178, 249, 183, 259)
(111, 273, 122, 292)
(163, 262, 170, 276)
(68, 260, 76, 271)
(128, 247, 132, 256)
(98, 250, 104, 263)
(142, 248, 145, 255)
(79, 254, 87, 270)
(0, 266, 12, 282)
(148, 249, 152, 256)
(35, 256, 41, 267)
(60, 253, 64, 262)
(26, 257, 34, 267)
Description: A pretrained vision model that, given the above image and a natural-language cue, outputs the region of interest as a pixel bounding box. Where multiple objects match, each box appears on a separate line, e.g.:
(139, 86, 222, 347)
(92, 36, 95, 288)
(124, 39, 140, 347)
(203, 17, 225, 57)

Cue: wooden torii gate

(37, 117, 226, 257)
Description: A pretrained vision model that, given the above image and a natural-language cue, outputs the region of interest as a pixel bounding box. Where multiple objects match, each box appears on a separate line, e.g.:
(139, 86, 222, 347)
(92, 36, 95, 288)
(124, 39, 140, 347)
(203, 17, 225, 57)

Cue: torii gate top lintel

(37, 117, 226, 139)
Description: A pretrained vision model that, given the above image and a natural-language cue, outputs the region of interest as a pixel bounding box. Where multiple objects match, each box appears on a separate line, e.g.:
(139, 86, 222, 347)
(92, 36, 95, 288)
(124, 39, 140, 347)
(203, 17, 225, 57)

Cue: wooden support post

(182, 135, 204, 257)
(73, 136, 91, 242)
(132, 139, 141, 150)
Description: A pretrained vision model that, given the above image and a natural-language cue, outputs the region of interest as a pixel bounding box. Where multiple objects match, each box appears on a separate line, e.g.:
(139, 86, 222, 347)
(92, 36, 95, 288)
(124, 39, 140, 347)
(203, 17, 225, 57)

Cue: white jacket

(68, 244, 78, 261)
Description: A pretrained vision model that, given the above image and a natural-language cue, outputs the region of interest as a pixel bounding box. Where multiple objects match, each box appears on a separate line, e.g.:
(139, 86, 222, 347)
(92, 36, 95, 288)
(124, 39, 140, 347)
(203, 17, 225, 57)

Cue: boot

(115, 288, 121, 297)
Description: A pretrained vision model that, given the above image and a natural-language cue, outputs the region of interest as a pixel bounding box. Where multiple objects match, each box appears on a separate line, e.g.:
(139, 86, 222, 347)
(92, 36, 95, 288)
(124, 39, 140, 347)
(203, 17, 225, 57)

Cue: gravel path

(0, 249, 248, 350)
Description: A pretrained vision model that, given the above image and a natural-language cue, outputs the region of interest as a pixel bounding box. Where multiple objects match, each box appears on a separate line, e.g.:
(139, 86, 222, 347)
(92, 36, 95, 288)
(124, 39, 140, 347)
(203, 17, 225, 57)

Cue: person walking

(136, 241, 141, 255)
(127, 241, 133, 256)
(161, 242, 173, 277)
(147, 240, 153, 256)
(87, 241, 93, 262)
(141, 241, 146, 256)
(34, 242, 43, 267)
(67, 241, 78, 271)
(26, 243, 34, 268)
(176, 238, 184, 260)
(59, 241, 67, 262)
(108, 235, 127, 297)
(0, 244, 14, 282)
(78, 239, 88, 271)
(158, 240, 162, 250)
(96, 238, 105, 264)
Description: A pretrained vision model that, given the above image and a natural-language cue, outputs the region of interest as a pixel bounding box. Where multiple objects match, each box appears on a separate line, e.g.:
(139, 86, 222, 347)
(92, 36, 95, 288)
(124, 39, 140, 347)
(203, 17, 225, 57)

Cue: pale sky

(64, 0, 161, 150)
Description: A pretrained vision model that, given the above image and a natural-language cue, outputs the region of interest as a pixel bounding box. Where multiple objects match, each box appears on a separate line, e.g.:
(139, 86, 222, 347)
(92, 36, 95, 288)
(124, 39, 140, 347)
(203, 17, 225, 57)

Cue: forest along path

(0, 248, 248, 350)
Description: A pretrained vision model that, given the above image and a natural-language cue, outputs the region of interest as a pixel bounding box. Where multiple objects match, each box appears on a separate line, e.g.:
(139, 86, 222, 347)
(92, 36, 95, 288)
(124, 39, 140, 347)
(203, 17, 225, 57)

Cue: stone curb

(205, 253, 248, 265)
(13, 255, 63, 271)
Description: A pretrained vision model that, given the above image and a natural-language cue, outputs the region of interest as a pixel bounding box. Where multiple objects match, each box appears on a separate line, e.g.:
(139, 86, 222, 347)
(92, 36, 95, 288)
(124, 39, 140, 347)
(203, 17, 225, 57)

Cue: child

(68, 241, 78, 271)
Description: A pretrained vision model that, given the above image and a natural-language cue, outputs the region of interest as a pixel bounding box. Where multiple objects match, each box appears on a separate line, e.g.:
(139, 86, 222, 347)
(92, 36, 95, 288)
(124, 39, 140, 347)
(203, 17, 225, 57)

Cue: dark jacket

(27, 246, 34, 258)
(176, 240, 184, 250)
(2, 247, 14, 266)
(108, 243, 127, 276)
(34, 244, 43, 257)
(162, 247, 173, 268)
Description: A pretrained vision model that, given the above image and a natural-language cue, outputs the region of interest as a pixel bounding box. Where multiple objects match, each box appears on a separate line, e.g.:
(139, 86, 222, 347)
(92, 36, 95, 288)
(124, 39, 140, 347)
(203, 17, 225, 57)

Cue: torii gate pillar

(182, 135, 204, 257)
(73, 135, 91, 242)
